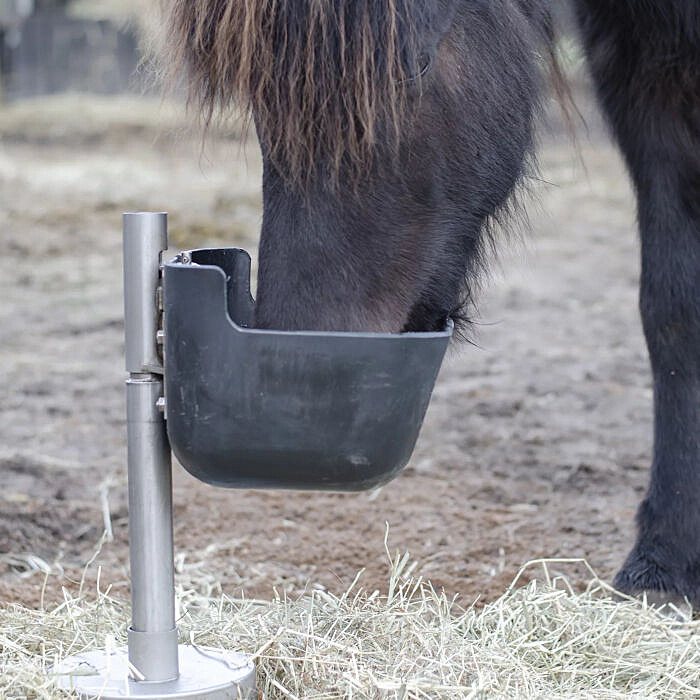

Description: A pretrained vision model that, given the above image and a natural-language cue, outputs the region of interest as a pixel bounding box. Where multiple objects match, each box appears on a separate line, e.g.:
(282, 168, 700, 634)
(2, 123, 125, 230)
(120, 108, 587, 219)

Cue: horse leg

(574, 1, 700, 604)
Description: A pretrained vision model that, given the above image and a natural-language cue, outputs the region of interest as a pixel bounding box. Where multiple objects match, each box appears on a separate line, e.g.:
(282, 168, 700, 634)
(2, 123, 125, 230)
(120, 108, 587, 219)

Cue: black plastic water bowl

(163, 248, 452, 491)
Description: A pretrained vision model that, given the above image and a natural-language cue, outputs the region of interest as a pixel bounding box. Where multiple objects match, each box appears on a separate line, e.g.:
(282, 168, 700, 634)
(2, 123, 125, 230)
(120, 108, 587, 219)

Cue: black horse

(162, 0, 700, 606)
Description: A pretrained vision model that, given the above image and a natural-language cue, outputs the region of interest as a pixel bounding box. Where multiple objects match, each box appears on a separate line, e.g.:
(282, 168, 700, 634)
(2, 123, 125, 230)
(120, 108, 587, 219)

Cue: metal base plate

(54, 645, 255, 699)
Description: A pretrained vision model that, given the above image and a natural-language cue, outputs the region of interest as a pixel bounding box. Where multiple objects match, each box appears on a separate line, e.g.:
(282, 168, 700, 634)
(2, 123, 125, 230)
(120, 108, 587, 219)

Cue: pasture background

(0, 5, 651, 610)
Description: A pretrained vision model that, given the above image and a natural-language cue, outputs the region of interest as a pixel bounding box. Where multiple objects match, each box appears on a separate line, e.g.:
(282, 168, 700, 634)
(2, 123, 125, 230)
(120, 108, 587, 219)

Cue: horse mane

(161, 0, 427, 188)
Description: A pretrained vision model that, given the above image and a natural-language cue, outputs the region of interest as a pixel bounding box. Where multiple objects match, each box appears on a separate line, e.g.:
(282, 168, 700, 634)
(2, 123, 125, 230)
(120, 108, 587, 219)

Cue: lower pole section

(54, 373, 257, 697)
(126, 375, 178, 683)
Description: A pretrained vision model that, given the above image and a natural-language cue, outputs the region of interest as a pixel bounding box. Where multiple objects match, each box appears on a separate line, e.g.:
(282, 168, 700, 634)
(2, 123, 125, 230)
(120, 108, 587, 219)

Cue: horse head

(163, 0, 549, 333)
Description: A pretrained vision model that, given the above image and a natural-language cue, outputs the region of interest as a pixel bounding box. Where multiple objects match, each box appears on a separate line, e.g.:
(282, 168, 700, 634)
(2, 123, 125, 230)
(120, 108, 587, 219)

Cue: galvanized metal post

(123, 212, 168, 376)
(122, 212, 179, 682)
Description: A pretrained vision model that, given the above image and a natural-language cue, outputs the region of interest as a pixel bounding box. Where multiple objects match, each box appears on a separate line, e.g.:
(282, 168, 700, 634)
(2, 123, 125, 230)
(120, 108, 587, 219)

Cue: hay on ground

(0, 554, 699, 699)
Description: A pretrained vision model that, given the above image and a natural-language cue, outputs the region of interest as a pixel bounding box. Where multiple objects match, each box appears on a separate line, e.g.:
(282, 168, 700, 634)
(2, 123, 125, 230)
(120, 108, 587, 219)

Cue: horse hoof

(638, 590, 693, 620)
(612, 589, 693, 621)
(613, 552, 698, 620)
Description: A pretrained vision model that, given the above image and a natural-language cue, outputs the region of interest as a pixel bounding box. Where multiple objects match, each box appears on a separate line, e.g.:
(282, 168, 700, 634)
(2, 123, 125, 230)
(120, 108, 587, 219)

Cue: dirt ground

(0, 94, 651, 610)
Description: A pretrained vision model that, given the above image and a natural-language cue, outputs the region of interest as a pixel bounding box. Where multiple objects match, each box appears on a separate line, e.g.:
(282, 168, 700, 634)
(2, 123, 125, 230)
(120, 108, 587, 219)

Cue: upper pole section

(123, 213, 168, 374)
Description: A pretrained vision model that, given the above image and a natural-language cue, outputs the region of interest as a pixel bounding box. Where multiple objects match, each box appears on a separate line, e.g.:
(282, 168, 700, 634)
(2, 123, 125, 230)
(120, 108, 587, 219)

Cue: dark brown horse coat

(162, 0, 700, 607)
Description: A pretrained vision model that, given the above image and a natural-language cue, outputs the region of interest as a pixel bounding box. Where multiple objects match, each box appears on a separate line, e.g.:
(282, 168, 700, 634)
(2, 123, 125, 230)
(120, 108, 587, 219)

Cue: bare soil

(0, 95, 650, 610)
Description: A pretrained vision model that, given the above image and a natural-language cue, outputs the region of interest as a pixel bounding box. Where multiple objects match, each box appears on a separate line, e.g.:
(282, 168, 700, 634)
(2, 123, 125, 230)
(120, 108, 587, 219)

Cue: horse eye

(418, 54, 433, 78)
(399, 54, 433, 85)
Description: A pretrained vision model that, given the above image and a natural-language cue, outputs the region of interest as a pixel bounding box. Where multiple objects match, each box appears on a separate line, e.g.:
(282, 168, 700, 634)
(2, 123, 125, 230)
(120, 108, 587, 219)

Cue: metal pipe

(123, 212, 168, 375)
(126, 377, 178, 682)
(122, 213, 179, 683)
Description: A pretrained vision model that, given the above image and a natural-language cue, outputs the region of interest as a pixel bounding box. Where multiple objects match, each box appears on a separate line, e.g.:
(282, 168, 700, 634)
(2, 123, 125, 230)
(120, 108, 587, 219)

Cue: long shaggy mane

(160, 0, 428, 187)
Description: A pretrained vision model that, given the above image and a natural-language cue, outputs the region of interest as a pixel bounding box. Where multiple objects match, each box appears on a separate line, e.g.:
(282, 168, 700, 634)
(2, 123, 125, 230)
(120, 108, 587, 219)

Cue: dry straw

(1, 550, 699, 699)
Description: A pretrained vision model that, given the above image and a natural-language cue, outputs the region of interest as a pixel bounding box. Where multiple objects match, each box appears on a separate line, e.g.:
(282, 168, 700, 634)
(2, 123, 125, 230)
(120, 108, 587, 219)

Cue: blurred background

(0, 0, 146, 99)
(0, 1, 651, 610)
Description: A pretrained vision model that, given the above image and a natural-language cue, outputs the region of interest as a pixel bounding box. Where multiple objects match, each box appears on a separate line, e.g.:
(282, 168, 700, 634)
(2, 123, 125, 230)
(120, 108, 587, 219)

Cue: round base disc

(53, 645, 255, 699)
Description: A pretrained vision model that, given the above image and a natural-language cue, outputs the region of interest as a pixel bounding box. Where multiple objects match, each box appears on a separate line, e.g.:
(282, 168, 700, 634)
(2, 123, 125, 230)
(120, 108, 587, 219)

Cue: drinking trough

(55, 212, 452, 698)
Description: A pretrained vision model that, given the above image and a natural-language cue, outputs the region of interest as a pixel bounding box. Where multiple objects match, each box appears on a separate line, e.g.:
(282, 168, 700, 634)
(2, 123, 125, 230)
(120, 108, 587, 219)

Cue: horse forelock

(162, 0, 429, 189)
